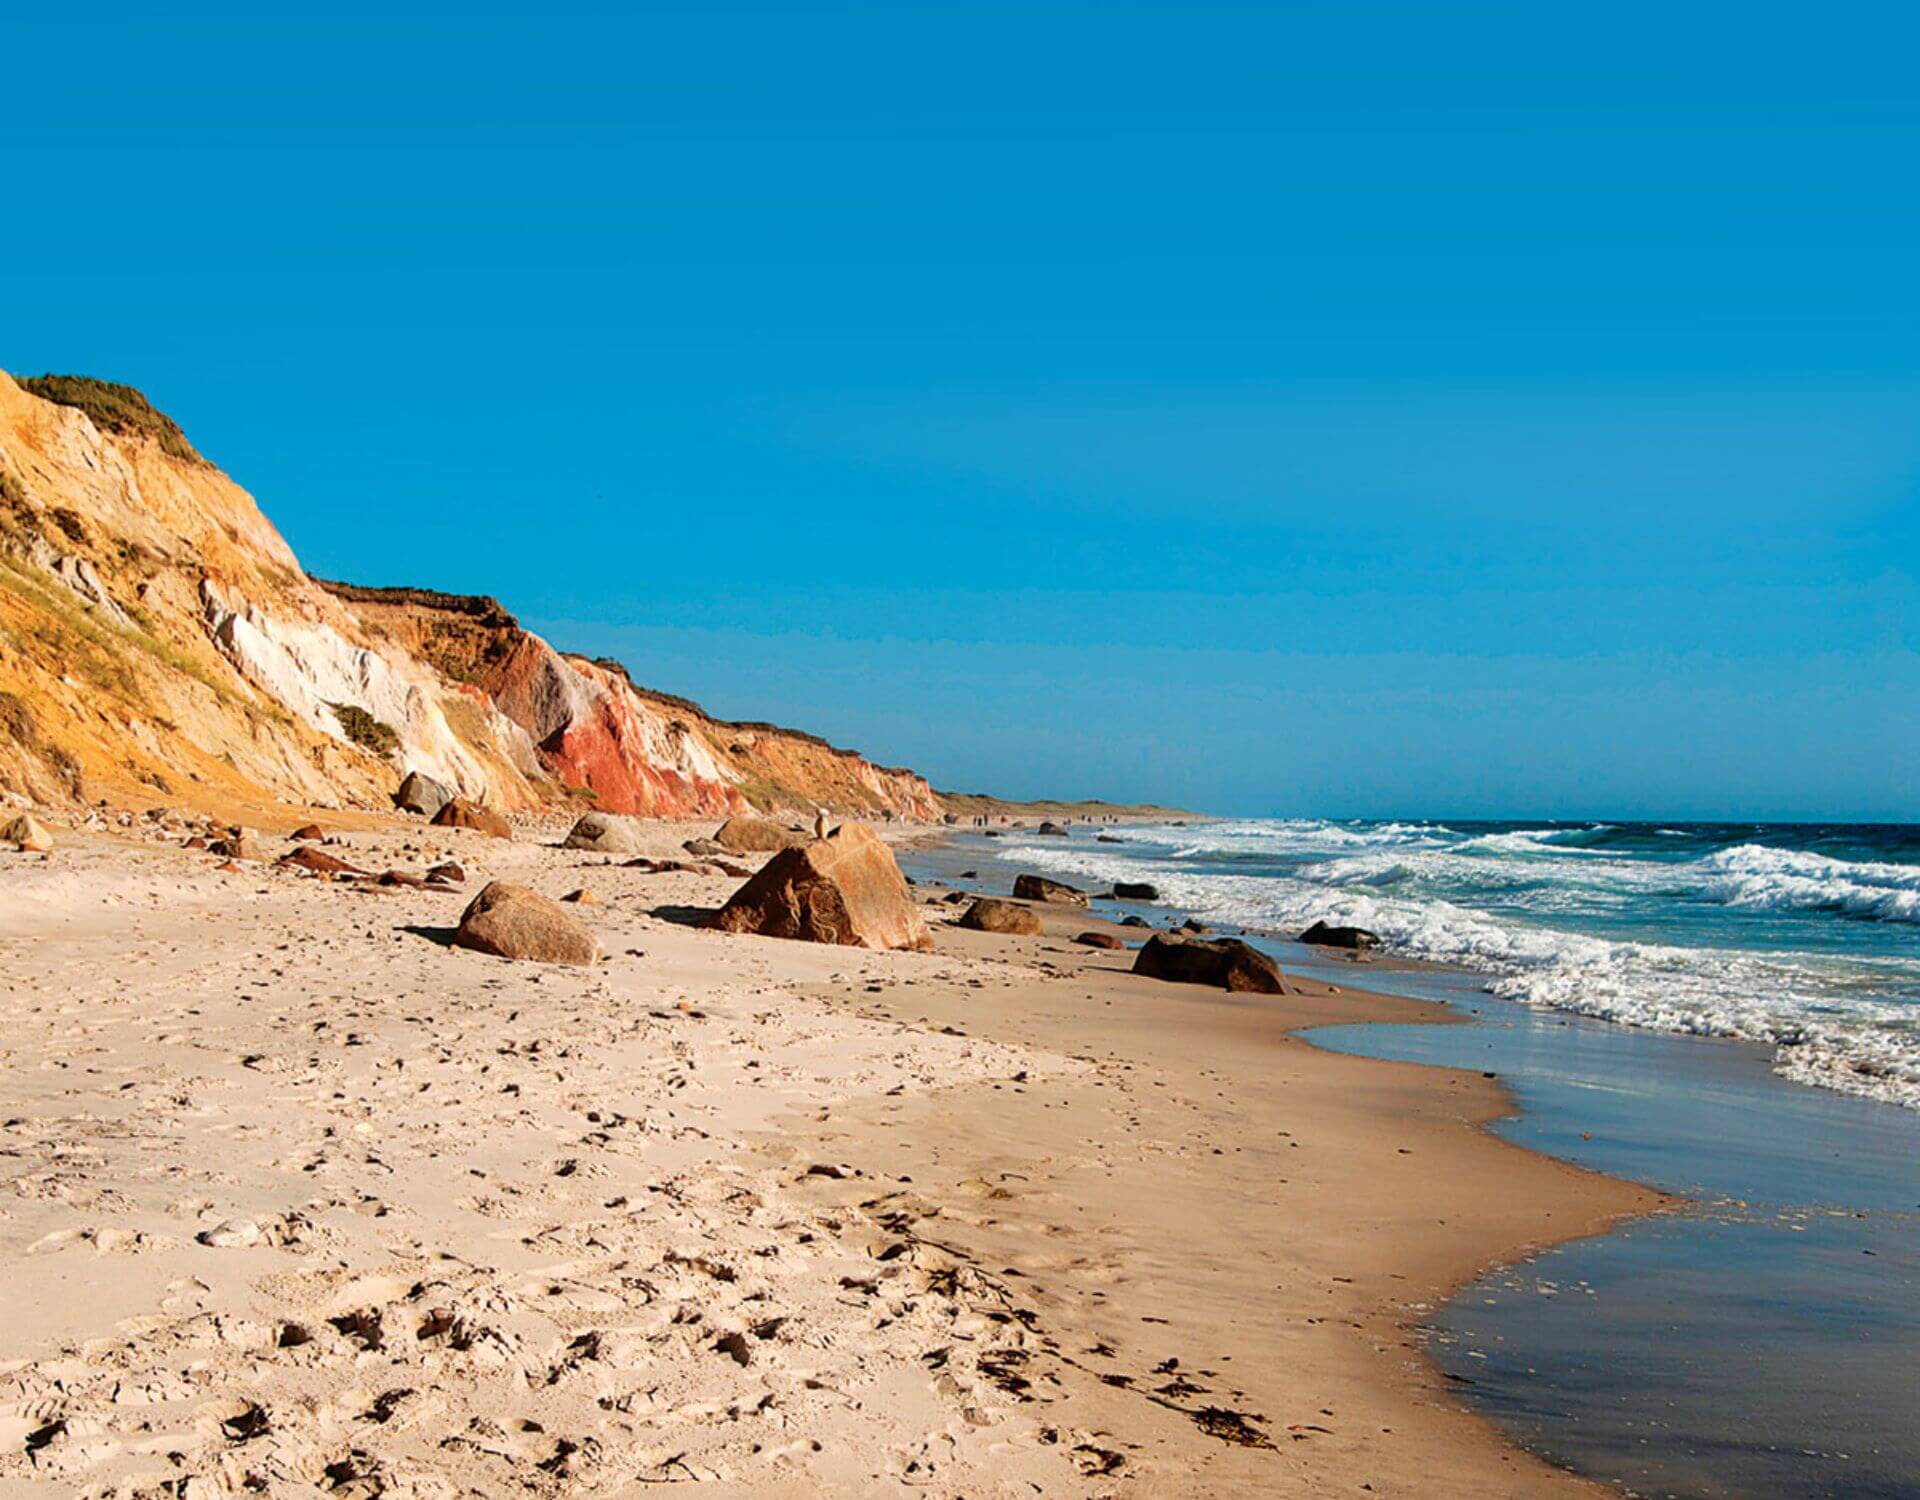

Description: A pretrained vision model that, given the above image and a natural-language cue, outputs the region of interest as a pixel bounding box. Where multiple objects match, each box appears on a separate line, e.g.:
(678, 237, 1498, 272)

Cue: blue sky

(4, 2, 1916, 818)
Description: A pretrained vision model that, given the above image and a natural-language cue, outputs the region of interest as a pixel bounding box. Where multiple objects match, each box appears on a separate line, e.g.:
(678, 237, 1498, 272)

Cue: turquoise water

(987, 818, 1920, 1107)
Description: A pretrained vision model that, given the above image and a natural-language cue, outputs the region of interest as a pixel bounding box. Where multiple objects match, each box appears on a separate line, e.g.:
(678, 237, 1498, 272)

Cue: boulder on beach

(1012, 873, 1088, 906)
(1036, 821, 1070, 837)
(377, 870, 434, 889)
(1132, 934, 1287, 994)
(290, 823, 325, 841)
(453, 881, 602, 966)
(432, 799, 512, 839)
(712, 816, 811, 854)
(280, 845, 367, 876)
(712, 823, 931, 950)
(682, 838, 728, 857)
(1110, 881, 1159, 900)
(958, 897, 1043, 935)
(427, 861, 465, 884)
(626, 856, 733, 876)
(563, 811, 646, 854)
(1074, 930, 1125, 949)
(2, 813, 53, 852)
(561, 888, 598, 904)
(1298, 921, 1379, 951)
(209, 832, 262, 861)
(394, 771, 453, 818)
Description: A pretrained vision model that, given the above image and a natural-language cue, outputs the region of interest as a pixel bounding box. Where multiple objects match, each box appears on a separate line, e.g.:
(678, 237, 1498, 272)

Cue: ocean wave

(1698, 845, 1920, 925)
(1004, 838, 1641, 969)
(1456, 825, 1616, 856)
(1297, 854, 1418, 887)
(1114, 818, 1453, 857)
(985, 829, 1920, 1109)
(1298, 846, 1685, 905)
(1485, 955, 1920, 1109)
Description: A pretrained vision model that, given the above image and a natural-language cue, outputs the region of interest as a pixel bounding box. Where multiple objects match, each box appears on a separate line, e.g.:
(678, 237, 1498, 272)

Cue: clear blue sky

(5, 2, 1916, 819)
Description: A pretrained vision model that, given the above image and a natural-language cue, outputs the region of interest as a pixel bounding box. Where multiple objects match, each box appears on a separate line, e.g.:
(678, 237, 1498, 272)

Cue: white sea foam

(1111, 818, 1453, 857)
(1697, 845, 1920, 925)
(1301, 845, 1680, 902)
(989, 824, 1920, 1109)
(1298, 854, 1417, 887)
(1456, 826, 1614, 856)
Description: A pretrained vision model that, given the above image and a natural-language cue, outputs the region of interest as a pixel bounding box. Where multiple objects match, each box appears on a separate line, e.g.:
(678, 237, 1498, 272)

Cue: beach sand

(0, 814, 1665, 1497)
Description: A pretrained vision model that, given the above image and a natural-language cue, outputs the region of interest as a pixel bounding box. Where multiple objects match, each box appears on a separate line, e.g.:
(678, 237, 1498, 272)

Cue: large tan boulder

(2, 813, 53, 852)
(1132, 934, 1287, 994)
(1013, 874, 1088, 906)
(453, 881, 601, 966)
(712, 824, 931, 951)
(563, 811, 646, 854)
(432, 799, 512, 839)
(957, 897, 1042, 935)
(712, 816, 810, 854)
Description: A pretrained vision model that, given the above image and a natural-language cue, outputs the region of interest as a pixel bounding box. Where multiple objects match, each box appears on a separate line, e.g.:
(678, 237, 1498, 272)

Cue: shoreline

(893, 839, 1679, 1494)
(1311, 982, 1920, 1497)
(0, 812, 1669, 1496)
(913, 826, 1920, 1496)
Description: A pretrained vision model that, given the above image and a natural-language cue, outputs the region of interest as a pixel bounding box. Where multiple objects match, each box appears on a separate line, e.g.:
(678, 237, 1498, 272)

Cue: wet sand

(1317, 988, 1920, 1499)
(0, 814, 1664, 1496)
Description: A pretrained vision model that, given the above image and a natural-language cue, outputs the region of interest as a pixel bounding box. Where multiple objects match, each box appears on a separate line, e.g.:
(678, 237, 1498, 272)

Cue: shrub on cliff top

(17, 375, 206, 465)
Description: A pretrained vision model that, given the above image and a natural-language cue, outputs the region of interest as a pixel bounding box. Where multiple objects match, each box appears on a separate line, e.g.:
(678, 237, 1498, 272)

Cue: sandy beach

(0, 811, 1670, 1498)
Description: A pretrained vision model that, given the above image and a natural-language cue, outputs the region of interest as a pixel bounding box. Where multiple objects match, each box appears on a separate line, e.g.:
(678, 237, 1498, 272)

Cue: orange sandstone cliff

(0, 371, 941, 822)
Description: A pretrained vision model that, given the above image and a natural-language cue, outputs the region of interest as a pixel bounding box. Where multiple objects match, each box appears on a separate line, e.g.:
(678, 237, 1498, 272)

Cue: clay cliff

(0, 371, 941, 822)
(324, 582, 941, 821)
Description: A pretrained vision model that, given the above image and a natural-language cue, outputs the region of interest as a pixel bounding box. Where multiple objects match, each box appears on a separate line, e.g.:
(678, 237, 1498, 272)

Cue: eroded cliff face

(0, 371, 942, 822)
(325, 584, 943, 821)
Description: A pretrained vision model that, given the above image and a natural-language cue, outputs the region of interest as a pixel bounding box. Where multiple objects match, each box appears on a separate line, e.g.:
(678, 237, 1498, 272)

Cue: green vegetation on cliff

(328, 702, 401, 756)
(17, 375, 206, 465)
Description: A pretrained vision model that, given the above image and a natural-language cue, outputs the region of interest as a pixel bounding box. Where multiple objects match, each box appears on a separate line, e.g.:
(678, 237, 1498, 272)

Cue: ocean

(909, 819, 1920, 1495)
(985, 817, 1920, 1109)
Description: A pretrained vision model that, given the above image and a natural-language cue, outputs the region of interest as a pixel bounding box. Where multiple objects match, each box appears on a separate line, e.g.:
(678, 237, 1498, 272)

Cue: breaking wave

(1699, 845, 1920, 925)
(986, 819, 1920, 1109)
